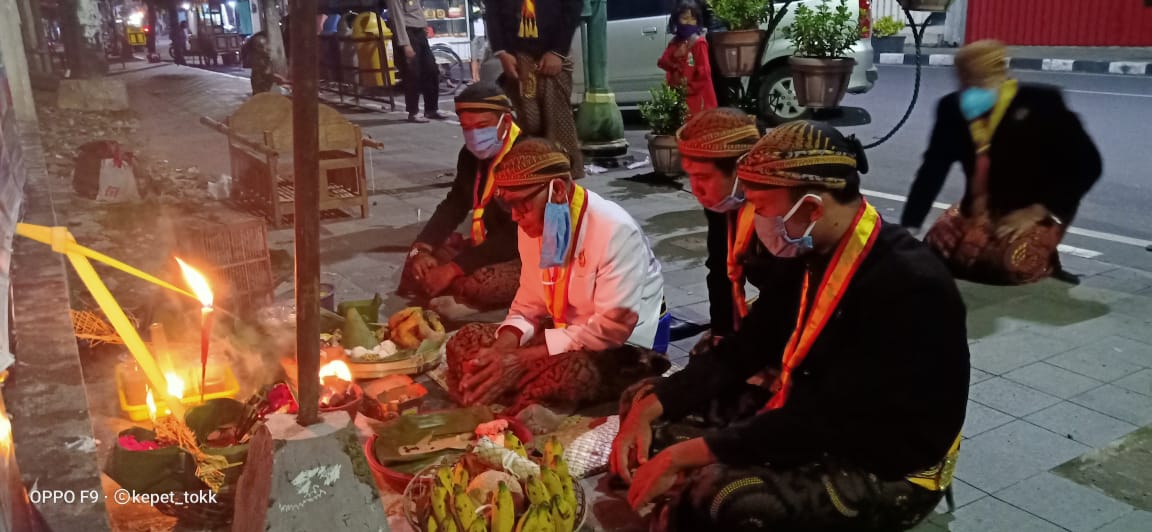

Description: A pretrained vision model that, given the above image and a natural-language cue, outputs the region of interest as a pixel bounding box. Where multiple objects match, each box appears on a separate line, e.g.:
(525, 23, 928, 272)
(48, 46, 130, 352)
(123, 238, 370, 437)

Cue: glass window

(607, 0, 672, 22)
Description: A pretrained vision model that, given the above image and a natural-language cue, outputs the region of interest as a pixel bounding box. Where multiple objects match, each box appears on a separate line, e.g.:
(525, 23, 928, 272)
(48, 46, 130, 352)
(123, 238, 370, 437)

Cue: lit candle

(145, 386, 158, 431)
(175, 258, 214, 402)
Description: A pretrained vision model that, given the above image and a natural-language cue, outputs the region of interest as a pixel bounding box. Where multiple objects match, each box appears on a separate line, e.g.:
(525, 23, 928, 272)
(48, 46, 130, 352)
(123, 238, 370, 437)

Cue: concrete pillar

(574, 0, 628, 157)
(58, 0, 108, 77)
(943, 0, 967, 46)
(0, 0, 38, 121)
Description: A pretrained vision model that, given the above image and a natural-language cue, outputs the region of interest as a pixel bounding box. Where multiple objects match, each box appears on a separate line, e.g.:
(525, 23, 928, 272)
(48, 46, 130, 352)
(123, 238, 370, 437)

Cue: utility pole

(574, 0, 627, 159)
(291, 0, 321, 427)
(58, 0, 108, 76)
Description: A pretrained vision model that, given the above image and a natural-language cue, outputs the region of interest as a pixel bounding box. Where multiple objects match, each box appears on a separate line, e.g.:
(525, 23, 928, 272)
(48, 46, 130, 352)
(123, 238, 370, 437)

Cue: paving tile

(968, 331, 1077, 375)
(908, 519, 947, 532)
(969, 367, 994, 385)
(955, 421, 1090, 493)
(1071, 384, 1152, 426)
(1113, 368, 1152, 397)
(1109, 292, 1152, 320)
(935, 497, 1064, 532)
(934, 478, 987, 513)
(1082, 267, 1152, 294)
(1095, 510, 1152, 532)
(1025, 401, 1138, 448)
(1036, 313, 1152, 346)
(1095, 336, 1152, 369)
(995, 473, 1134, 532)
(969, 378, 1061, 417)
(962, 400, 1015, 438)
(1047, 337, 1150, 382)
(1004, 362, 1104, 399)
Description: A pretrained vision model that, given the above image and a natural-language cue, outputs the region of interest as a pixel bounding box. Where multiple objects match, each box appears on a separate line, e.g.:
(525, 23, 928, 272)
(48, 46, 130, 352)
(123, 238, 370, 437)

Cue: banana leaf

(337, 293, 383, 325)
(343, 308, 378, 349)
(372, 406, 493, 465)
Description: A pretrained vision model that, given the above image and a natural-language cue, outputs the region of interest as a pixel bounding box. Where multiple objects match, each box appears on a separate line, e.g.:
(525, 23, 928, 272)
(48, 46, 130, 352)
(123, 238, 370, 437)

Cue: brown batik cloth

(618, 380, 941, 532)
(444, 323, 670, 414)
(503, 53, 584, 179)
(398, 238, 521, 310)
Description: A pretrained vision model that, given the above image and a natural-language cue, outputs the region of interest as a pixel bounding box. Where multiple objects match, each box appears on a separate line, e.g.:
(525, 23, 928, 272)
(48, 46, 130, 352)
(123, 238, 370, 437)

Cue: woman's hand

(498, 52, 519, 80)
(996, 204, 1049, 241)
(462, 346, 527, 405)
(626, 439, 716, 510)
(610, 391, 662, 483)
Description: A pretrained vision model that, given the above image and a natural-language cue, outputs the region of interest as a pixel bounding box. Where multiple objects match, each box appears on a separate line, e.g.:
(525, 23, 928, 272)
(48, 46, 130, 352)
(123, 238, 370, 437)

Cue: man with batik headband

(675, 108, 769, 351)
(485, 0, 585, 179)
(444, 138, 669, 414)
(401, 84, 523, 317)
(611, 121, 970, 532)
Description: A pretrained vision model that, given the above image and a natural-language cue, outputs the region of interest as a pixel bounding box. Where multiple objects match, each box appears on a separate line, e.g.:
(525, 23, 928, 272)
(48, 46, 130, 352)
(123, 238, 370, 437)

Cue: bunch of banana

(512, 501, 554, 532)
(389, 307, 446, 349)
(430, 463, 486, 532)
(489, 481, 515, 532)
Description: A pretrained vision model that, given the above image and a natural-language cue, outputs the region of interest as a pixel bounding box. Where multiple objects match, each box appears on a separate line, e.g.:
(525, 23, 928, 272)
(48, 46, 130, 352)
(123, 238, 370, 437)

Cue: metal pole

(574, 0, 627, 157)
(291, 0, 321, 427)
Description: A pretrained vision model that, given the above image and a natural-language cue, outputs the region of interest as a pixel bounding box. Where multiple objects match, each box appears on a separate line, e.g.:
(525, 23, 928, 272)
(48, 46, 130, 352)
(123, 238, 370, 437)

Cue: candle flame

(319, 360, 352, 383)
(165, 372, 185, 400)
(146, 387, 157, 421)
(175, 257, 214, 308)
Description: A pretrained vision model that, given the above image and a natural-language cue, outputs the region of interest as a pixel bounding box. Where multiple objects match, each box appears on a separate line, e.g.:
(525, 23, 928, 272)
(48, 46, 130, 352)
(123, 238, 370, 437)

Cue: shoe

(1051, 267, 1081, 285)
(668, 315, 709, 342)
(407, 114, 429, 123)
(425, 112, 450, 120)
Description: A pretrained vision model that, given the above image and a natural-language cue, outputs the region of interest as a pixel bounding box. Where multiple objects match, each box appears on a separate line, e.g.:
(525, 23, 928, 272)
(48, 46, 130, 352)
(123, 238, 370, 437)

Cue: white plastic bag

(95, 158, 140, 202)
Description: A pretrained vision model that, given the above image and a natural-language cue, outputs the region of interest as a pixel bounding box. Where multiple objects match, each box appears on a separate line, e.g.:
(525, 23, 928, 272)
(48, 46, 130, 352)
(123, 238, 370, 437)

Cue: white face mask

(753, 193, 821, 258)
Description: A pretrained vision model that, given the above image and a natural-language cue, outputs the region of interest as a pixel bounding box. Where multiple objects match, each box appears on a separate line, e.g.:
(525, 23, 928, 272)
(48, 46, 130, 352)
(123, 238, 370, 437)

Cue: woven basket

(173, 217, 273, 312)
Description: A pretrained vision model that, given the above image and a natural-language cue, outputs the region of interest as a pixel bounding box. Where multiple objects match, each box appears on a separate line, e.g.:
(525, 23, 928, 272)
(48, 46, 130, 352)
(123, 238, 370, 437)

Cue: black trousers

(393, 27, 440, 115)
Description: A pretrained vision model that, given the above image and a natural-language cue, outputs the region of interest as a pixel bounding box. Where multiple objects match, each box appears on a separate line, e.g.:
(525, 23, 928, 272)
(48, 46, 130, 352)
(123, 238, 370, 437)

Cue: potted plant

(639, 83, 690, 177)
(872, 15, 906, 55)
(709, 0, 774, 77)
(786, 0, 861, 109)
(898, 0, 955, 13)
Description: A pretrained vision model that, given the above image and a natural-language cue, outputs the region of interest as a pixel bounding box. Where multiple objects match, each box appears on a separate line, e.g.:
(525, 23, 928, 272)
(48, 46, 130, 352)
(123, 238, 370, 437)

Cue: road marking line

(1064, 89, 1152, 99)
(1057, 244, 1102, 259)
(860, 188, 1152, 249)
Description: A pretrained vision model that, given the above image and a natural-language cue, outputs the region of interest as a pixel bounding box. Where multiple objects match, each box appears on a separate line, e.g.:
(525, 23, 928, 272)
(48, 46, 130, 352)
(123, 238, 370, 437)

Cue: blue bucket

(652, 311, 672, 354)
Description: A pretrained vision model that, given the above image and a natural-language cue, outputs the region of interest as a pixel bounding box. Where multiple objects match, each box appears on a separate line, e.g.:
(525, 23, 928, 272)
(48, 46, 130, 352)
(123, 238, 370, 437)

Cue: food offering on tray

(404, 425, 584, 532)
(337, 306, 448, 379)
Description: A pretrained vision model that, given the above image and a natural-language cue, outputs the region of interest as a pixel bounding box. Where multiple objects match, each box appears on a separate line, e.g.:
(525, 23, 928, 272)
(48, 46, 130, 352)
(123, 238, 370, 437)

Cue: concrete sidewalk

(881, 46, 1152, 76)
(69, 65, 1152, 530)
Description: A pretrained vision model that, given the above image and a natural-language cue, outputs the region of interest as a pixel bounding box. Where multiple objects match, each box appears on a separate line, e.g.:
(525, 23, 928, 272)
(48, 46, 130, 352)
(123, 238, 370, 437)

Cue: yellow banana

(442, 516, 459, 532)
(534, 501, 554, 531)
(452, 461, 470, 489)
(467, 518, 488, 532)
(560, 481, 576, 515)
(431, 485, 450, 523)
(504, 432, 527, 458)
(525, 475, 549, 506)
(453, 486, 479, 529)
(437, 466, 455, 490)
(551, 494, 575, 532)
(424, 309, 446, 333)
(543, 436, 561, 466)
(428, 514, 440, 532)
(513, 505, 535, 532)
(541, 469, 564, 501)
(550, 455, 571, 487)
(492, 481, 515, 532)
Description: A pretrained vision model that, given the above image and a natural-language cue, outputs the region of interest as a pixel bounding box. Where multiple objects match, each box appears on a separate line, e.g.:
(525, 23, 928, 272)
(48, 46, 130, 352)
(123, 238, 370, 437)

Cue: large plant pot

(898, 0, 954, 12)
(872, 35, 907, 55)
(711, 29, 765, 78)
(788, 57, 857, 109)
(647, 134, 683, 177)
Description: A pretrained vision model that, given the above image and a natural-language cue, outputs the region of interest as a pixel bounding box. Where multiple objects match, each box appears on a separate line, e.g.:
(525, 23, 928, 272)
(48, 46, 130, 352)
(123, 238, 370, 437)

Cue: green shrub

(639, 83, 689, 136)
(787, 0, 861, 58)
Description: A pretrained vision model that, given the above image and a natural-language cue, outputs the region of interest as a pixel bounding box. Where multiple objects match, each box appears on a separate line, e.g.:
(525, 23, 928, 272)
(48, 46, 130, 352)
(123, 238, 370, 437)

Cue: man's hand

(408, 252, 439, 282)
(421, 263, 463, 297)
(462, 346, 527, 405)
(403, 45, 416, 60)
(537, 53, 563, 77)
(627, 439, 715, 510)
(995, 204, 1048, 241)
(610, 390, 662, 483)
(498, 52, 519, 80)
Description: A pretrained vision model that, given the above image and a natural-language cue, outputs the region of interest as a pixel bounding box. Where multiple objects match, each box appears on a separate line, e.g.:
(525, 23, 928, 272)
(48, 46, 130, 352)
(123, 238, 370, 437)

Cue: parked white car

(568, 0, 880, 124)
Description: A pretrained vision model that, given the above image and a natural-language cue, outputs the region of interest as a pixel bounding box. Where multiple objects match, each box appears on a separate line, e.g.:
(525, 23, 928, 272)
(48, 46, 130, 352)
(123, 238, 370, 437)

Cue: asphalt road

(623, 65, 1152, 272)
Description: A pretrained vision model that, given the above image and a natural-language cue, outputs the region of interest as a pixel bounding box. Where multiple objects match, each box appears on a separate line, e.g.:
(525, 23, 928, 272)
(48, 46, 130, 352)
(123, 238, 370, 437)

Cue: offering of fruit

(388, 307, 446, 349)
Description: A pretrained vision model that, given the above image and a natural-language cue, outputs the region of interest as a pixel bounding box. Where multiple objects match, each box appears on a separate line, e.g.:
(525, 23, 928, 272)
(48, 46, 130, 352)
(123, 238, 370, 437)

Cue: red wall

(967, 0, 1152, 46)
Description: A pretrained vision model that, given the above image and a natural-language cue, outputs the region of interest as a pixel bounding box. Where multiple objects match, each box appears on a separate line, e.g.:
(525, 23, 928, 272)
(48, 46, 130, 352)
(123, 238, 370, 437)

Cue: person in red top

(658, 2, 718, 116)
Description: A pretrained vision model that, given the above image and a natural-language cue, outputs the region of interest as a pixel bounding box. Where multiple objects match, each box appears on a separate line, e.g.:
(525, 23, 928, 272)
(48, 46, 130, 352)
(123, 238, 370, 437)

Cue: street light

(575, 0, 628, 160)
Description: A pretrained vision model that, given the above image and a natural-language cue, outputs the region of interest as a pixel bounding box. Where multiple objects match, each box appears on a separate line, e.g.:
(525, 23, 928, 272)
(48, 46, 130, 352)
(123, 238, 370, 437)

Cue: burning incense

(175, 258, 215, 403)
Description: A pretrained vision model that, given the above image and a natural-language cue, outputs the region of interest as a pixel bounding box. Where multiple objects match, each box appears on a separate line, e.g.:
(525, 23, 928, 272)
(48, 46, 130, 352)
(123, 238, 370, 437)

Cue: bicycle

(431, 43, 468, 96)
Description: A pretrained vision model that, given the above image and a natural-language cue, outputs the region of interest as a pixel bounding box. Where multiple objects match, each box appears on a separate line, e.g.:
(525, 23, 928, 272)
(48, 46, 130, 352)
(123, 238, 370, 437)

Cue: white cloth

(499, 189, 664, 355)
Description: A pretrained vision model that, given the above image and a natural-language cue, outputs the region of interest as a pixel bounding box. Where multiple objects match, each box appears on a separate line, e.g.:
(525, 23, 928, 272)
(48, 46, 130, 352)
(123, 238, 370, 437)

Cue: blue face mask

(675, 24, 700, 40)
(753, 194, 820, 258)
(960, 87, 998, 121)
(539, 183, 572, 269)
(463, 115, 508, 159)
(705, 178, 745, 213)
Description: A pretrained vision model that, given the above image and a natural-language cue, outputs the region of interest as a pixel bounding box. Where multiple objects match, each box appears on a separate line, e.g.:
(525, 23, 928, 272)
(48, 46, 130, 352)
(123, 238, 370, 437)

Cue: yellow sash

(471, 122, 522, 244)
(726, 204, 757, 326)
(968, 79, 1018, 151)
(906, 433, 962, 491)
(541, 185, 589, 328)
(763, 201, 881, 411)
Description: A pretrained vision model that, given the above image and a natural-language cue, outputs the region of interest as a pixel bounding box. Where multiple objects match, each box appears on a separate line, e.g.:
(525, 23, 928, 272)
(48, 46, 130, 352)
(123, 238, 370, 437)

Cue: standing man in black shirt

(484, 0, 585, 178)
(386, 0, 448, 123)
(611, 121, 970, 532)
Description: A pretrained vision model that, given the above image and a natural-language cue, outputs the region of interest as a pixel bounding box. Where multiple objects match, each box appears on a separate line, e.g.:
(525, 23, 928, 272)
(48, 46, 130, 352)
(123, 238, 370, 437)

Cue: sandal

(407, 114, 429, 123)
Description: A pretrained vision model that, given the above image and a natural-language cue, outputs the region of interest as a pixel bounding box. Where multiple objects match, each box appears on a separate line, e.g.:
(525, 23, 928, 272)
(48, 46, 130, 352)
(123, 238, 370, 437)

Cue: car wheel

(757, 65, 810, 126)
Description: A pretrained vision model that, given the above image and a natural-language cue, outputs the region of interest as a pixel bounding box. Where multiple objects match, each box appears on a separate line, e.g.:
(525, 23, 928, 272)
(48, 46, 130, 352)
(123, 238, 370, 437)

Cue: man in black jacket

(400, 84, 522, 316)
(485, 0, 584, 178)
(903, 40, 1101, 284)
(611, 121, 970, 532)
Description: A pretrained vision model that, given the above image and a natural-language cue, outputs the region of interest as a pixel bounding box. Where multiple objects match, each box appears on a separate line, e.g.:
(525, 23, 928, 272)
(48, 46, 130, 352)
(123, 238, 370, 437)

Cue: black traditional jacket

(484, 0, 584, 59)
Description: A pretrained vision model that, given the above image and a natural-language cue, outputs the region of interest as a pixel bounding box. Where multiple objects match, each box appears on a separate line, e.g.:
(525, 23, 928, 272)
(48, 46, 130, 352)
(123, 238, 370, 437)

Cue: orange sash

(726, 203, 757, 326)
(763, 201, 882, 411)
(471, 122, 522, 244)
(541, 185, 589, 328)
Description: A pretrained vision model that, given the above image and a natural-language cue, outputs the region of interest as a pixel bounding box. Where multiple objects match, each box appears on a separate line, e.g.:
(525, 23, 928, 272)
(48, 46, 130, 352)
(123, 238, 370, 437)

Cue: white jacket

(499, 189, 664, 355)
